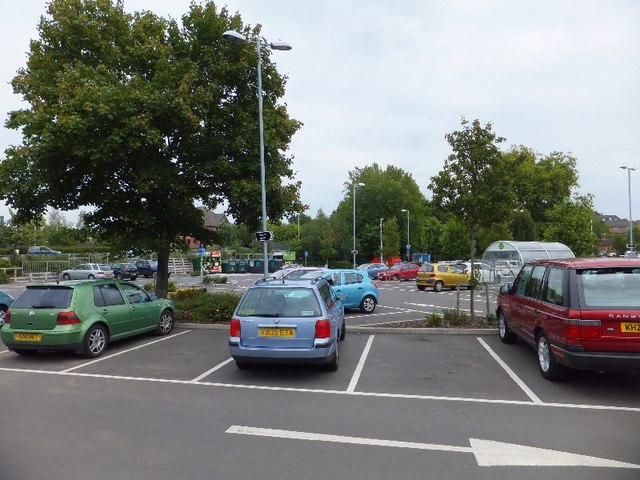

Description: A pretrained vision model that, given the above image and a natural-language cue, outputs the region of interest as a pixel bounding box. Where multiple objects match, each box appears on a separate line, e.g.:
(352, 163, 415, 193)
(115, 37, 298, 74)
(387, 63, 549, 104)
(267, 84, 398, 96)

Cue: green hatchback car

(0, 280, 176, 358)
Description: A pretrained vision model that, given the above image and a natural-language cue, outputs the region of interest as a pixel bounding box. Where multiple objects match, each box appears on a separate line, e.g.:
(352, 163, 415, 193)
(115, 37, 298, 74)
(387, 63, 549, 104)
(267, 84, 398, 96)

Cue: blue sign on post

(197, 246, 206, 255)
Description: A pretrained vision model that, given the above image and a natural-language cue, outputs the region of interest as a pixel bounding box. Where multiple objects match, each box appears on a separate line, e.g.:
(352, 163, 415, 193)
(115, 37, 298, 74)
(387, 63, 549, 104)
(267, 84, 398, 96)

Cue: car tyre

(359, 295, 376, 313)
(434, 281, 444, 292)
(339, 318, 346, 341)
(392, 275, 400, 281)
(62, 273, 71, 280)
(498, 311, 517, 344)
(325, 342, 339, 371)
(417, 285, 426, 291)
(88, 274, 95, 280)
(130, 275, 137, 281)
(116, 273, 123, 280)
(156, 309, 175, 335)
(537, 332, 568, 381)
(83, 324, 107, 358)
(235, 360, 251, 370)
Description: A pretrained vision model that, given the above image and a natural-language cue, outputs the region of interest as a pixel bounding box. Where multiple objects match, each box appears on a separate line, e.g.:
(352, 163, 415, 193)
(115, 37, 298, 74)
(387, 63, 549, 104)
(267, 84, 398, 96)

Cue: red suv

(496, 257, 640, 380)
(377, 262, 420, 281)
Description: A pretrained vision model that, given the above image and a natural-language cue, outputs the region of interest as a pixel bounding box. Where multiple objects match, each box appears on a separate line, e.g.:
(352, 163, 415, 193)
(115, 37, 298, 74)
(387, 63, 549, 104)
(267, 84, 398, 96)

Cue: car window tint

(76, 264, 88, 270)
(524, 266, 547, 299)
(317, 282, 334, 309)
(437, 265, 448, 273)
(329, 273, 342, 286)
(514, 265, 534, 296)
(120, 283, 149, 304)
(451, 266, 463, 274)
(13, 287, 73, 309)
(543, 267, 565, 306)
(94, 284, 125, 307)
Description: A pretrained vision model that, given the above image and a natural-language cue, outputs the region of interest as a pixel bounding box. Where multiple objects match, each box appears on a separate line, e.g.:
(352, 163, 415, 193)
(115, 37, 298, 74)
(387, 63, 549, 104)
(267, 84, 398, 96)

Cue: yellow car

(416, 263, 471, 292)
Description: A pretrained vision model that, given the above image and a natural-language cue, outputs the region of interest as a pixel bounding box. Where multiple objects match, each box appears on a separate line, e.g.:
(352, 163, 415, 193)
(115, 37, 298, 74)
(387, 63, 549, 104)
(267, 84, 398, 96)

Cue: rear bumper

(1, 327, 84, 352)
(230, 342, 336, 365)
(553, 345, 640, 371)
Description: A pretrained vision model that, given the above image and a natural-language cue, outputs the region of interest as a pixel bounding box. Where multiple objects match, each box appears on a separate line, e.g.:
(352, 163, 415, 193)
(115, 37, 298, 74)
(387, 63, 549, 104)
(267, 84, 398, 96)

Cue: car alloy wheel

(360, 295, 376, 313)
(498, 312, 517, 343)
(157, 310, 174, 335)
(536, 332, 568, 381)
(84, 325, 107, 358)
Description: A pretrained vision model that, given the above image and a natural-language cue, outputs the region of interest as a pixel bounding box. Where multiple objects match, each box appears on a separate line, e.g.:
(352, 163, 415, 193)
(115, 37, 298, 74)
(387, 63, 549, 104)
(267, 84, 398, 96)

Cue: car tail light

(230, 318, 241, 337)
(315, 319, 331, 339)
(564, 319, 601, 344)
(372, 280, 378, 288)
(57, 311, 81, 325)
(4, 310, 10, 324)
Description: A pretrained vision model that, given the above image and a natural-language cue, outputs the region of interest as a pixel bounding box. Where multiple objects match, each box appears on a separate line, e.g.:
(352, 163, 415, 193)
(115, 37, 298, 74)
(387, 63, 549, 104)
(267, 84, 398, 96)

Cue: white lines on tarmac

(190, 357, 234, 382)
(60, 330, 191, 373)
(477, 337, 543, 404)
(1, 365, 639, 413)
(347, 335, 374, 392)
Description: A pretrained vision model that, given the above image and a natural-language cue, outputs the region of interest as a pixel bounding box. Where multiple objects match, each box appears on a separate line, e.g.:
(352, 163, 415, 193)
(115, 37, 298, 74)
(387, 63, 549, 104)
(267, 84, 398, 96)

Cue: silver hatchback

(60, 263, 114, 280)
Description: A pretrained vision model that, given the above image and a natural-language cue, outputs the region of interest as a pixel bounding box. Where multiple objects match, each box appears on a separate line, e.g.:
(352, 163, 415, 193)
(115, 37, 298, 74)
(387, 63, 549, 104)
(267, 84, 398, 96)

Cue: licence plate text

(259, 327, 295, 337)
(621, 322, 640, 333)
(15, 333, 42, 342)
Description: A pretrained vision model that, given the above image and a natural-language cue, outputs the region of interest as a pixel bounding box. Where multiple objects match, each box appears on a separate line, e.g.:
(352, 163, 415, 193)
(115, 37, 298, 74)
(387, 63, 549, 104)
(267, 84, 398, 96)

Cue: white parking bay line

(191, 358, 234, 382)
(477, 337, 543, 404)
(61, 330, 191, 373)
(347, 335, 375, 393)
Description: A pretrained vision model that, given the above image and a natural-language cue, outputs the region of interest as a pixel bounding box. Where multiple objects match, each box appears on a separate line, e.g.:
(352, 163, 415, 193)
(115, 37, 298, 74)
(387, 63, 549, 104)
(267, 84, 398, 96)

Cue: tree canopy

(1, 0, 302, 296)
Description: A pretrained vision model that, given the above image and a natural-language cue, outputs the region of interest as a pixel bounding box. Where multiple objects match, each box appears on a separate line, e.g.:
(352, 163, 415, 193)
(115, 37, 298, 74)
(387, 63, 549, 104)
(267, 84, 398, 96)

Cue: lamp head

(222, 30, 246, 43)
(270, 41, 292, 51)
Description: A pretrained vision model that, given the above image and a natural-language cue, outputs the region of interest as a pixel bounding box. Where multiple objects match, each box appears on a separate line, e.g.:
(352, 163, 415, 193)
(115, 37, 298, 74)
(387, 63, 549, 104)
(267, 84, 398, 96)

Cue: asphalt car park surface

(1, 323, 640, 479)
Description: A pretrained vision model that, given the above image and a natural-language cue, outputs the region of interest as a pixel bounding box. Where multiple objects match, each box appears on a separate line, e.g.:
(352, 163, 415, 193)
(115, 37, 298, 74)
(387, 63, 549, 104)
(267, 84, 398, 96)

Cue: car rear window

(238, 288, 321, 317)
(12, 287, 73, 309)
(578, 267, 640, 308)
(420, 265, 434, 272)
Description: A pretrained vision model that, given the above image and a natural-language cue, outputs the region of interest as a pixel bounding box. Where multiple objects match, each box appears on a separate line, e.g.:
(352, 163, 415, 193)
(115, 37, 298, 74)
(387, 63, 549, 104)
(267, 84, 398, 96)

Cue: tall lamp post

(380, 217, 384, 266)
(223, 29, 292, 278)
(621, 166, 637, 256)
(352, 182, 365, 268)
(401, 208, 410, 261)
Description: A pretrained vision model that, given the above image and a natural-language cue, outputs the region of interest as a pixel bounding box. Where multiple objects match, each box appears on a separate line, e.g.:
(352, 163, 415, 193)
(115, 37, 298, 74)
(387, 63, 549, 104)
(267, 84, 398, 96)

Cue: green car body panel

(1, 280, 177, 356)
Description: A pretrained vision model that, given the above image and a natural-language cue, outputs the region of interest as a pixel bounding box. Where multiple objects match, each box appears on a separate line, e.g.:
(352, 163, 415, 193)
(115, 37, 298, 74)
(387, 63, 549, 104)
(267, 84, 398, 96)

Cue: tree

(543, 195, 598, 256)
(429, 118, 511, 318)
(381, 217, 401, 262)
(1, 0, 302, 297)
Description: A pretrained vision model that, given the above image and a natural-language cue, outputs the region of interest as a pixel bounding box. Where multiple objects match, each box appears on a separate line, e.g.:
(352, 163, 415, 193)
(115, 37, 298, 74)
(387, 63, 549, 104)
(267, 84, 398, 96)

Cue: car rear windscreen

(578, 267, 640, 308)
(12, 287, 73, 309)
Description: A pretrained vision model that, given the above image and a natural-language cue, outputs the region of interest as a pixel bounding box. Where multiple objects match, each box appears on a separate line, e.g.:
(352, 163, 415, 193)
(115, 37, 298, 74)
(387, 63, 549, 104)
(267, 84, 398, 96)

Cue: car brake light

(230, 318, 241, 337)
(57, 311, 81, 325)
(315, 319, 331, 339)
(372, 281, 378, 288)
(564, 319, 601, 343)
(4, 310, 10, 324)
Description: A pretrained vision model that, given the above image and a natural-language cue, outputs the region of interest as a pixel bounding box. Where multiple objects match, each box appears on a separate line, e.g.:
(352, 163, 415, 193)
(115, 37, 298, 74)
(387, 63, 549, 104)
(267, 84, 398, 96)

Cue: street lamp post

(352, 182, 365, 268)
(380, 217, 384, 266)
(621, 166, 636, 256)
(401, 208, 410, 261)
(223, 30, 292, 278)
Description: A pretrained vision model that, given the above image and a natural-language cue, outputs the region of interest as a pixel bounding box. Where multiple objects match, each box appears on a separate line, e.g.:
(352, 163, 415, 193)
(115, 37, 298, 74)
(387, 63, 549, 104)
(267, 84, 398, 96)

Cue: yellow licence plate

(259, 327, 295, 338)
(621, 323, 640, 333)
(15, 333, 42, 342)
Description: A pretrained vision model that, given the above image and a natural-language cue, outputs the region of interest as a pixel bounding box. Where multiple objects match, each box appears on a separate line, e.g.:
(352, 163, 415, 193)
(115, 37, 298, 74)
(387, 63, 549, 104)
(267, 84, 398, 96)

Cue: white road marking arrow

(226, 425, 640, 469)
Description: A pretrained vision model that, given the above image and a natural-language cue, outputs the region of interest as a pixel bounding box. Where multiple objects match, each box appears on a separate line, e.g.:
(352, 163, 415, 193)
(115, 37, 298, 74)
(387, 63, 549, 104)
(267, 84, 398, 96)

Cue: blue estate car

(229, 277, 345, 371)
(357, 262, 388, 279)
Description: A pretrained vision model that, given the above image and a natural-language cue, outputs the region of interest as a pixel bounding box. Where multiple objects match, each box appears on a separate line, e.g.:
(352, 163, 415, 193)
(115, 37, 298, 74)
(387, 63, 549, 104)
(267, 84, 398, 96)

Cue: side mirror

(499, 284, 512, 294)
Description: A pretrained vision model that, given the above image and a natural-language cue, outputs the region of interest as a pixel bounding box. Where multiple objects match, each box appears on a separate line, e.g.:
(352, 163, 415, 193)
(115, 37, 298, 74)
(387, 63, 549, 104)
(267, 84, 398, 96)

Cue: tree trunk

(155, 247, 170, 299)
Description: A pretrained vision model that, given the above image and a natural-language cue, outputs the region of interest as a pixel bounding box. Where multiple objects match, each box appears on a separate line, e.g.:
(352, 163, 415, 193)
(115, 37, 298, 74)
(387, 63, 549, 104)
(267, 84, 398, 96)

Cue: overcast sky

(1, 0, 639, 225)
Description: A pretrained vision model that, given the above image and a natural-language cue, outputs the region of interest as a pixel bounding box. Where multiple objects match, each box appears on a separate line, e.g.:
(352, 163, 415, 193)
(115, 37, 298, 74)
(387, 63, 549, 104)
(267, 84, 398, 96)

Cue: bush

(172, 290, 241, 323)
(425, 311, 442, 327)
(203, 275, 227, 284)
(485, 312, 498, 326)
(442, 308, 469, 327)
(0, 271, 10, 284)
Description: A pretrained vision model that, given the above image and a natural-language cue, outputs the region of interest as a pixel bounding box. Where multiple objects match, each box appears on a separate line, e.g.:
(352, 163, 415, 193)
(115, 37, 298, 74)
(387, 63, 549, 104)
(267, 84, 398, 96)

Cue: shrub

(425, 311, 442, 327)
(203, 275, 228, 284)
(442, 308, 468, 327)
(0, 271, 10, 284)
(173, 290, 241, 323)
(485, 312, 498, 326)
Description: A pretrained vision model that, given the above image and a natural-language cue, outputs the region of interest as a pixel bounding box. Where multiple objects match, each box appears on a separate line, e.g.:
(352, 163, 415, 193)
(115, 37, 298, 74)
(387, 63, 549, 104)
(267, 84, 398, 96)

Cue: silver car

(60, 263, 114, 280)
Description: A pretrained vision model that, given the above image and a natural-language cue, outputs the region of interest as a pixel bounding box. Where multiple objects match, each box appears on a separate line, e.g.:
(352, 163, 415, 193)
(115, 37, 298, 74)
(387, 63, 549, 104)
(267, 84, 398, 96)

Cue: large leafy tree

(429, 118, 512, 318)
(543, 195, 598, 256)
(1, 0, 302, 297)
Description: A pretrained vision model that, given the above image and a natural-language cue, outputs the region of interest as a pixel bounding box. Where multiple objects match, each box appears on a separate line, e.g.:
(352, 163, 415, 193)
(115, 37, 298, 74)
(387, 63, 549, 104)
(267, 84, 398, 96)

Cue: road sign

(627, 244, 636, 249)
(255, 231, 274, 242)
